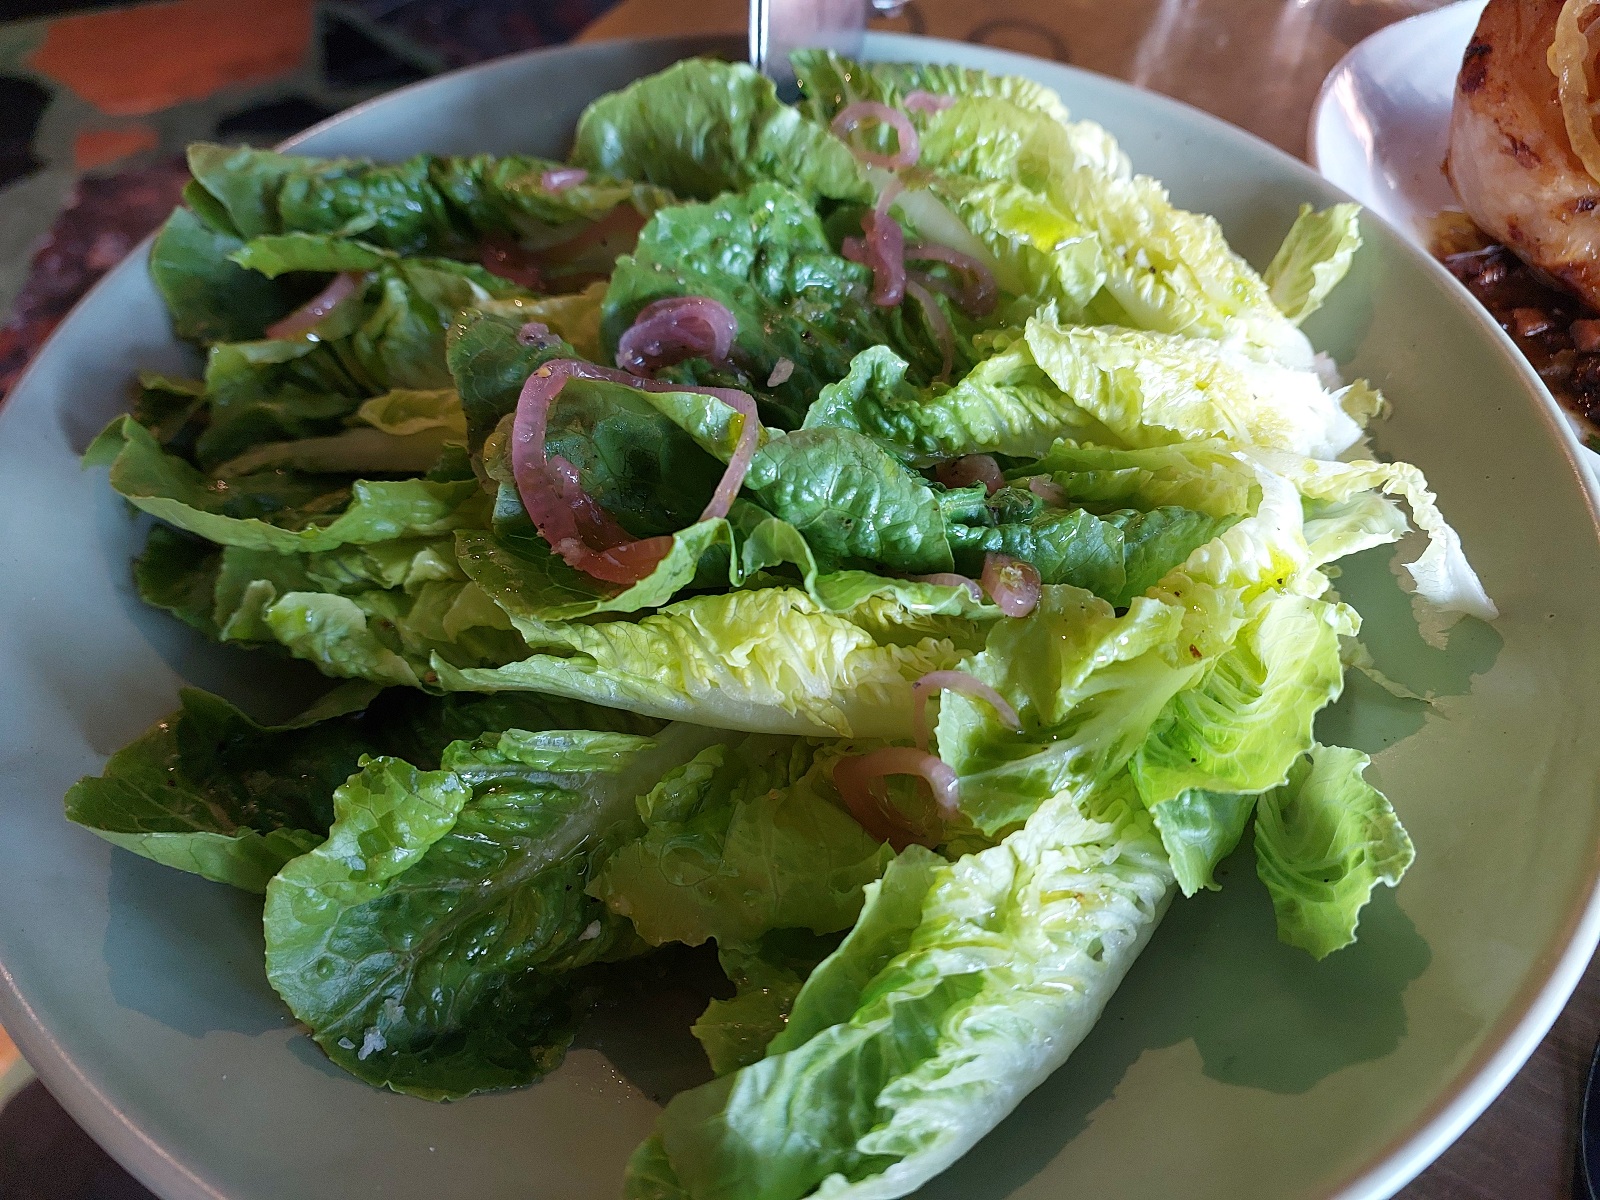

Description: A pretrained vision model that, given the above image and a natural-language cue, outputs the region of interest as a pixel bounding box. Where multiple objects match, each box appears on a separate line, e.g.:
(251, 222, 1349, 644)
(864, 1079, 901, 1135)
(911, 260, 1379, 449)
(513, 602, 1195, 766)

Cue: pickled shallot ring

(935, 454, 1004, 495)
(540, 166, 588, 191)
(911, 670, 1020, 752)
(903, 90, 956, 114)
(830, 747, 960, 850)
(906, 278, 953, 380)
(982, 552, 1042, 617)
(908, 572, 983, 602)
(1027, 475, 1068, 506)
(265, 272, 363, 340)
(830, 101, 920, 169)
(906, 241, 998, 317)
(510, 359, 759, 584)
(615, 295, 738, 376)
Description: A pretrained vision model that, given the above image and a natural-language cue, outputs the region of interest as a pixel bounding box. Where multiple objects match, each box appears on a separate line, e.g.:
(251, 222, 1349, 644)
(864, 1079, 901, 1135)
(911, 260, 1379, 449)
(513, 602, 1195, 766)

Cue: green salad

(71, 52, 1496, 1199)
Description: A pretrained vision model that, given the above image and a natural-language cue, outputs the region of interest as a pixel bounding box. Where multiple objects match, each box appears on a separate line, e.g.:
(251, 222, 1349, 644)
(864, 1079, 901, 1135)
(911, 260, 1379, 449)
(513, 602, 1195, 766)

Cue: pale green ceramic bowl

(1, 32, 1597, 1200)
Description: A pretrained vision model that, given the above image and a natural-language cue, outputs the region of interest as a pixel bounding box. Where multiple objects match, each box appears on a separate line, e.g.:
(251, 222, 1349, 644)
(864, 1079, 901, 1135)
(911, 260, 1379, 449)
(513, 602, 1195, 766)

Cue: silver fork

(750, 0, 909, 94)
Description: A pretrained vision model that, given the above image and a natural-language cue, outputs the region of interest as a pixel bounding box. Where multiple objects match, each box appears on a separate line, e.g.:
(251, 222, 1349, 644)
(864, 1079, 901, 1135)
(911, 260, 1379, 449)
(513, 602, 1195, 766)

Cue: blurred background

(0, 2, 1593, 1198)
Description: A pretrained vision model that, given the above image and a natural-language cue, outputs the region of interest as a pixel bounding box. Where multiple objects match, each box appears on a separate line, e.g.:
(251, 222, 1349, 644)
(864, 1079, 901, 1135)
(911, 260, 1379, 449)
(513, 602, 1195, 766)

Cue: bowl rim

(2, 28, 1598, 1200)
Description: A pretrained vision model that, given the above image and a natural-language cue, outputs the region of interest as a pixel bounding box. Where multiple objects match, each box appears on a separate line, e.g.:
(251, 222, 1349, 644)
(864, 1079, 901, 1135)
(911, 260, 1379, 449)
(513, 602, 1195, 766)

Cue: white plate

(1310, 0, 1600, 467)
(1310, 0, 1487, 243)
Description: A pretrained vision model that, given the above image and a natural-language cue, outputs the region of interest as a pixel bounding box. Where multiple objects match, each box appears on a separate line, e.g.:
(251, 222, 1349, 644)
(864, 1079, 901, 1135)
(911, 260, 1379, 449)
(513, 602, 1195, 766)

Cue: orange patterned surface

(27, 0, 314, 116)
(71, 125, 159, 171)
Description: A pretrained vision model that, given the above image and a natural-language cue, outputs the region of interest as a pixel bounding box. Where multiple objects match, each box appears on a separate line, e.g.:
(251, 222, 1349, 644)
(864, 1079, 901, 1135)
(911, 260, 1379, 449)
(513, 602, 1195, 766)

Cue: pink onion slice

(1027, 475, 1067, 506)
(906, 242, 998, 317)
(911, 669, 1021, 752)
(906, 278, 954, 381)
(908, 572, 983, 603)
(982, 552, 1042, 617)
(766, 357, 795, 387)
(830, 100, 921, 169)
(842, 206, 907, 307)
(903, 90, 956, 114)
(831, 746, 960, 850)
(479, 235, 546, 291)
(511, 359, 759, 583)
(540, 166, 588, 191)
(518, 321, 558, 348)
(265, 271, 363, 340)
(615, 295, 738, 377)
(935, 454, 1004, 495)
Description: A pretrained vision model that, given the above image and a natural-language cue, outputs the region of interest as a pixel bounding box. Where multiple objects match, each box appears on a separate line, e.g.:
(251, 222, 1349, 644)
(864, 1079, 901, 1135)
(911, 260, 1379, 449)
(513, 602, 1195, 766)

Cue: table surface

(0, 1, 1594, 1198)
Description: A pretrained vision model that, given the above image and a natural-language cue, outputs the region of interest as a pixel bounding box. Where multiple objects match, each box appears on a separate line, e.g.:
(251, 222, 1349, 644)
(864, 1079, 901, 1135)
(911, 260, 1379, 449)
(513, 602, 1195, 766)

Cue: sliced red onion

(1027, 475, 1068, 506)
(935, 454, 1004, 495)
(615, 295, 738, 377)
(265, 272, 362, 340)
(906, 278, 954, 381)
(906, 242, 998, 317)
(540, 166, 588, 191)
(982, 552, 1042, 618)
(541, 204, 648, 268)
(766, 357, 795, 387)
(831, 747, 959, 850)
(911, 669, 1020, 752)
(908, 572, 984, 603)
(511, 359, 759, 583)
(830, 100, 921, 169)
(698, 388, 759, 523)
(479, 235, 545, 291)
(842, 206, 907, 307)
(518, 321, 558, 348)
(903, 90, 956, 114)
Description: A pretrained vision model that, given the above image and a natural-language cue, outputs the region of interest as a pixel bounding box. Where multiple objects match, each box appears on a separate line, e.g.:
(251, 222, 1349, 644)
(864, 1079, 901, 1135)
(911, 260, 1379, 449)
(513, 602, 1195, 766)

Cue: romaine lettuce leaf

(945, 485, 1236, 606)
(791, 48, 1072, 128)
(183, 142, 668, 255)
(1254, 744, 1414, 958)
(803, 341, 1116, 465)
(1022, 309, 1364, 458)
(1247, 449, 1498, 644)
(934, 585, 1208, 833)
(263, 721, 730, 1099)
(693, 931, 842, 1077)
(64, 685, 656, 892)
(631, 783, 1173, 1200)
(743, 429, 955, 574)
(149, 204, 299, 344)
(85, 416, 489, 554)
(571, 59, 872, 205)
(603, 183, 954, 427)
(1264, 203, 1363, 325)
(436, 585, 981, 737)
(591, 737, 893, 948)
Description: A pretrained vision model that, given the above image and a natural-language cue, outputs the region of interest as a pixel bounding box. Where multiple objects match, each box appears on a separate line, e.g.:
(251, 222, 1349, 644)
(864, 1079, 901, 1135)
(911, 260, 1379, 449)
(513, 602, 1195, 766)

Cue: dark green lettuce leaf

(602, 183, 958, 427)
(263, 721, 730, 1099)
(571, 59, 872, 205)
(803, 341, 1114, 466)
(64, 686, 375, 892)
(946, 485, 1237, 606)
(590, 736, 893, 949)
(184, 142, 669, 256)
(149, 203, 299, 344)
(86, 415, 489, 553)
(692, 930, 842, 1076)
(743, 428, 954, 574)
(64, 686, 660, 893)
